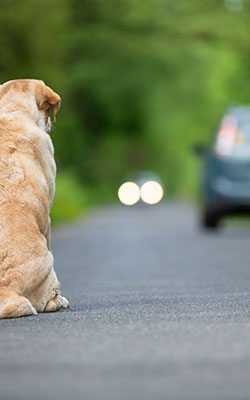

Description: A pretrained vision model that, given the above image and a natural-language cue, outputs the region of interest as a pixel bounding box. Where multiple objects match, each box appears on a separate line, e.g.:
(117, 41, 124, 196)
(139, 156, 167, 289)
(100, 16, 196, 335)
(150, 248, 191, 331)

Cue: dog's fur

(0, 79, 69, 318)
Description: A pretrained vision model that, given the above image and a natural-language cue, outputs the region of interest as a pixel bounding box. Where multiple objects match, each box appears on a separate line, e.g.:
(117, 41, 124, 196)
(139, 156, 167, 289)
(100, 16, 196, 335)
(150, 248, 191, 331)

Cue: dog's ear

(36, 82, 61, 122)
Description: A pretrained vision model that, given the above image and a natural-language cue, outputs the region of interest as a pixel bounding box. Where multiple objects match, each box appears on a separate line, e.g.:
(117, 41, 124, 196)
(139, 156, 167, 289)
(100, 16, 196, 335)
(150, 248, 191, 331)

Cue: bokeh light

(140, 181, 164, 205)
(118, 182, 140, 206)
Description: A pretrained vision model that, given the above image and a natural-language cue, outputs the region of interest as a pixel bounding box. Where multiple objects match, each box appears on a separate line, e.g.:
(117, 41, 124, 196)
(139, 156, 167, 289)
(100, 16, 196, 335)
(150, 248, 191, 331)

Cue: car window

(231, 118, 250, 159)
(237, 119, 250, 142)
(214, 115, 250, 160)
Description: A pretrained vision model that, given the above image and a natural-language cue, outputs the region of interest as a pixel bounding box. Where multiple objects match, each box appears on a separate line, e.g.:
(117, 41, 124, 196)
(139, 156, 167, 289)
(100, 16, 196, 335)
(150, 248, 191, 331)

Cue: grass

(50, 170, 88, 224)
(50, 169, 119, 225)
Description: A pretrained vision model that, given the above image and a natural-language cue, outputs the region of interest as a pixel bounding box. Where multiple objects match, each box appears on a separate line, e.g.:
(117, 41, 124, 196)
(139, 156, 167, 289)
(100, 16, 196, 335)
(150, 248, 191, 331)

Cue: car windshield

(215, 115, 250, 160)
(231, 118, 250, 159)
(237, 119, 250, 142)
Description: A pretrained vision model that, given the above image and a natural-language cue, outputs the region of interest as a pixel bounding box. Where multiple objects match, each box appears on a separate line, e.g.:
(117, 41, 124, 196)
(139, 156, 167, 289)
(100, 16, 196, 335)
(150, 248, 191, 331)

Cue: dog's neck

(0, 91, 48, 132)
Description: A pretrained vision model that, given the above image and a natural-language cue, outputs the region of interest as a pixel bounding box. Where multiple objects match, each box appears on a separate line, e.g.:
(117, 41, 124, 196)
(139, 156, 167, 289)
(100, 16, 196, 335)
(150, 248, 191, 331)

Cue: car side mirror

(193, 144, 208, 157)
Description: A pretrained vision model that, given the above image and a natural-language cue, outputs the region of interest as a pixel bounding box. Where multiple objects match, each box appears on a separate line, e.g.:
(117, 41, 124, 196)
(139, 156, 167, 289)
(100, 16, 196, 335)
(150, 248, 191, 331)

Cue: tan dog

(0, 79, 69, 318)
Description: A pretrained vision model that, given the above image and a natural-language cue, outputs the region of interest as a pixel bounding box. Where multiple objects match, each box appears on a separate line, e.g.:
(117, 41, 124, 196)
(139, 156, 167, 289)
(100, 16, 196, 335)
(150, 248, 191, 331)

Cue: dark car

(200, 106, 250, 229)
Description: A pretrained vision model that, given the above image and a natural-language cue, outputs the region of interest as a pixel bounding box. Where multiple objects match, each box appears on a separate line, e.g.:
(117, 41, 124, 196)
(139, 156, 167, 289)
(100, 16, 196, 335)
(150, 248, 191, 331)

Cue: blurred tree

(1, 0, 250, 208)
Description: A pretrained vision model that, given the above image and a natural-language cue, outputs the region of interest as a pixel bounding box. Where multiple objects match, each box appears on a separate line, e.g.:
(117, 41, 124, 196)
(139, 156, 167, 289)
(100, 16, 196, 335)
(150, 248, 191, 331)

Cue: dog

(0, 79, 69, 318)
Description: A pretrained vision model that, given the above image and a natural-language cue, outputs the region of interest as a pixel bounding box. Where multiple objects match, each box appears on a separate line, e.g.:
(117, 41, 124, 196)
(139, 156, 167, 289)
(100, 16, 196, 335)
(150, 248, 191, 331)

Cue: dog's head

(0, 79, 61, 133)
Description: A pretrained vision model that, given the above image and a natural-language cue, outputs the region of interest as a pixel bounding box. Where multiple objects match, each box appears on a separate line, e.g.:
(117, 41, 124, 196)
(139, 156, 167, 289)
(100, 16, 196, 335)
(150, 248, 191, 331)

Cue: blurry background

(1, 0, 250, 222)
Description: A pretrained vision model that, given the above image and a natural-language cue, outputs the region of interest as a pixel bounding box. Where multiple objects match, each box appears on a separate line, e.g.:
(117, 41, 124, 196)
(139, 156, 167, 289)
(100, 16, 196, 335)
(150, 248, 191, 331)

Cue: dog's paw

(57, 295, 69, 309)
(0, 294, 37, 319)
(44, 294, 69, 313)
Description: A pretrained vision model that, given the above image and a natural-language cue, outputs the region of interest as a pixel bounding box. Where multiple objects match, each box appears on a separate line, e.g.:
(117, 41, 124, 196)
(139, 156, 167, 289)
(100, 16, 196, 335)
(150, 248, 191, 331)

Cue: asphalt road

(1, 202, 250, 400)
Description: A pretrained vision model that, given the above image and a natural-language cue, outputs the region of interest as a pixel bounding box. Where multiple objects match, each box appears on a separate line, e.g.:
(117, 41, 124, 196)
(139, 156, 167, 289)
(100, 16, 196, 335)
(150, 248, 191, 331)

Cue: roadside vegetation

(1, 0, 250, 222)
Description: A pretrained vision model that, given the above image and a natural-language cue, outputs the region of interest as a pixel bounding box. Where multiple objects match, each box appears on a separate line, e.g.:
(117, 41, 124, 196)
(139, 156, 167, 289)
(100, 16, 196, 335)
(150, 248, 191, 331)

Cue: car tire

(201, 206, 220, 230)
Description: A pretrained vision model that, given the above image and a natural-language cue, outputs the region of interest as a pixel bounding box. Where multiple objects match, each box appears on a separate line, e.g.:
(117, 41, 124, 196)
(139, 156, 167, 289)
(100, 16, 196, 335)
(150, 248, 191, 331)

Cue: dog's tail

(0, 287, 37, 319)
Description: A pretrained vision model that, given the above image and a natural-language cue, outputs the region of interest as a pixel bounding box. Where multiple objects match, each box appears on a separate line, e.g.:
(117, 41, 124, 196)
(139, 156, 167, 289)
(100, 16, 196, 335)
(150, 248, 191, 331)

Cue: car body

(201, 106, 250, 229)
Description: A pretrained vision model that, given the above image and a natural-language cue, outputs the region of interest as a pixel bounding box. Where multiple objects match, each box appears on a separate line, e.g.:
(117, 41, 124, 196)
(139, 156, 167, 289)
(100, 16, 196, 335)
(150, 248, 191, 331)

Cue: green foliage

(1, 0, 250, 217)
(50, 170, 87, 223)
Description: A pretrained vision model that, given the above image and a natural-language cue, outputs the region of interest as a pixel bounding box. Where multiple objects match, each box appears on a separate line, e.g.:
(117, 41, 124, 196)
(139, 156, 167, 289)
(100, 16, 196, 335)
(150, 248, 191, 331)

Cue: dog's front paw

(44, 294, 69, 313)
(58, 295, 69, 309)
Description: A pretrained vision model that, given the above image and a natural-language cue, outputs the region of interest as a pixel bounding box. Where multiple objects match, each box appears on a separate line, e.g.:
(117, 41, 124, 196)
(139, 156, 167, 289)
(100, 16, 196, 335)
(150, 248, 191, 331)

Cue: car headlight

(118, 182, 140, 206)
(140, 181, 164, 205)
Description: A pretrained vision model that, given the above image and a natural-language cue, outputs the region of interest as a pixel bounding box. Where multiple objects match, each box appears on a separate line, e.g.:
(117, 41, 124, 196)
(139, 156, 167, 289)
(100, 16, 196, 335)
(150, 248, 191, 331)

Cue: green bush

(50, 170, 87, 224)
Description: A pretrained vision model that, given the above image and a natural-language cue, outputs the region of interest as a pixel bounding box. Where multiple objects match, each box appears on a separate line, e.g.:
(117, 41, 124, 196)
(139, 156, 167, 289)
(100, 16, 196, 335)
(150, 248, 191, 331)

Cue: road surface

(0, 203, 250, 400)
